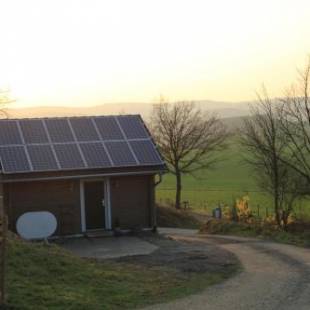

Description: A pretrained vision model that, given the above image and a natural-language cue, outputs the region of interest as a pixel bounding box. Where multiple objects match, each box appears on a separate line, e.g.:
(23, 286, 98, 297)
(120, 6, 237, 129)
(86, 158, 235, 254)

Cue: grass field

(156, 139, 309, 217)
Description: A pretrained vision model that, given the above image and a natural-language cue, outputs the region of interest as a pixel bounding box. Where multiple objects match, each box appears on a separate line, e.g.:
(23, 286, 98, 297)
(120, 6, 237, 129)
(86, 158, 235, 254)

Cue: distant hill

(7, 100, 251, 120)
(221, 115, 250, 132)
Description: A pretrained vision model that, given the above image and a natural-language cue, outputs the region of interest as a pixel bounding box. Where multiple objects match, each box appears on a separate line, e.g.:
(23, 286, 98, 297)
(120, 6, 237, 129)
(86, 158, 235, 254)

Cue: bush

(222, 195, 254, 223)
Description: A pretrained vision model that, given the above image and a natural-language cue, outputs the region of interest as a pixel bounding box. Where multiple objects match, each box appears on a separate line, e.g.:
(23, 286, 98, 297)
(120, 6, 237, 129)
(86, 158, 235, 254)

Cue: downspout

(152, 173, 163, 232)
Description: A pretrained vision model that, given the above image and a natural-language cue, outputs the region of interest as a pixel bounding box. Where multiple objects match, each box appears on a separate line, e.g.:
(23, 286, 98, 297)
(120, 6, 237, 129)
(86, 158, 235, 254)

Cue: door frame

(80, 177, 112, 232)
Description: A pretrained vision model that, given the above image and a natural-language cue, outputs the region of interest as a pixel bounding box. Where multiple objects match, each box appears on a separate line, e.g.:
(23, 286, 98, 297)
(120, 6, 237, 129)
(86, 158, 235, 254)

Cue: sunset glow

(1, 0, 310, 108)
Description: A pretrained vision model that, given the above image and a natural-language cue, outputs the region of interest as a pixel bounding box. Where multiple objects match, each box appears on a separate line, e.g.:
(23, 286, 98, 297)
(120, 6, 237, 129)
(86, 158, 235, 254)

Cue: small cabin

(0, 115, 166, 237)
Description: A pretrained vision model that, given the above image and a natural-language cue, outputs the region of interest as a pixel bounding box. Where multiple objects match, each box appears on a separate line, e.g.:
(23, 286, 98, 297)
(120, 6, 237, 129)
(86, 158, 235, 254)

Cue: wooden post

(0, 183, 6, 306)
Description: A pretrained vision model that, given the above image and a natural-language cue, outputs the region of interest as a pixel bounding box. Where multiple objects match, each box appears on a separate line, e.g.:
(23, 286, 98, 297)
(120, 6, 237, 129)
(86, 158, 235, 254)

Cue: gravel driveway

(144, 228, 310, 310)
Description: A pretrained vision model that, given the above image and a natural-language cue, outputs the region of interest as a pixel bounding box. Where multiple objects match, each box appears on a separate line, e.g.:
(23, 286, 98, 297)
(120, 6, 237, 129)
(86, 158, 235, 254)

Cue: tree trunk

(175, 171, 182, 209)
(282, 211, 289, 231)
(274, 192, 281, 227)
(273, 153, 281, 228)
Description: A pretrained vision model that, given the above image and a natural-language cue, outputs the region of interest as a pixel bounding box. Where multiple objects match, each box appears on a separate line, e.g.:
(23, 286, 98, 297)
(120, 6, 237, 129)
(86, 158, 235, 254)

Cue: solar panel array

(0, 115, 164, 174)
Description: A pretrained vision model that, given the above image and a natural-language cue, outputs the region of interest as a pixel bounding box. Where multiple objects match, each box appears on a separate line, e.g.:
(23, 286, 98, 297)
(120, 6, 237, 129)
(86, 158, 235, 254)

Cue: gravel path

(144, 228, 310, 310)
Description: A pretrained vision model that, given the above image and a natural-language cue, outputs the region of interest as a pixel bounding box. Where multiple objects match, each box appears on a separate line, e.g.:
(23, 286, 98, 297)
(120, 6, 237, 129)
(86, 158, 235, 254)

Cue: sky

(1, 0, 310, 108)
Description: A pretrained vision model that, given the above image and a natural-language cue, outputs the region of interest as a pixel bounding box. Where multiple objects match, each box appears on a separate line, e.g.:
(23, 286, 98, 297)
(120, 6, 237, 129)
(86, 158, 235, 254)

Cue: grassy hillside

(157, 205, 205, 229)
(5, 235, 237, 309)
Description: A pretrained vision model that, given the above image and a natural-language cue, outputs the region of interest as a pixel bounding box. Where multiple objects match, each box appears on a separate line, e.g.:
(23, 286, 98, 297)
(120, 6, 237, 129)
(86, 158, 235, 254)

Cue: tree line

(151, 58, 310, 230)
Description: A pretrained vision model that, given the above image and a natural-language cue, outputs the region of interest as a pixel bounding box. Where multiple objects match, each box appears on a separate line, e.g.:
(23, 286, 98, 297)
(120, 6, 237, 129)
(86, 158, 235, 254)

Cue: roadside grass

(200, 219, 310, 248)
(6, 234, 238, 309)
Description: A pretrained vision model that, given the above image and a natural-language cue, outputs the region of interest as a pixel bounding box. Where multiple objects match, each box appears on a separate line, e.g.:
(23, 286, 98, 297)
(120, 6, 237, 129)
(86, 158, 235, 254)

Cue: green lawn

(156, 140, 310, 217)
(6, 235, 238, 309)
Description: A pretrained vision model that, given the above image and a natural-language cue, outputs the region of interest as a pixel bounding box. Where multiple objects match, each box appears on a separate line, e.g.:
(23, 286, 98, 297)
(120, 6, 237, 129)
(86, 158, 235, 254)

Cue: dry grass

(157, 205, 206, 229)
(200, 218, 310, 247)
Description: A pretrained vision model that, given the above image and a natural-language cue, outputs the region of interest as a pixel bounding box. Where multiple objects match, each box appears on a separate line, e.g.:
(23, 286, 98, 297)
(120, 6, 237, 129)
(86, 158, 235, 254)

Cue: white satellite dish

(16, 211, 57, 240)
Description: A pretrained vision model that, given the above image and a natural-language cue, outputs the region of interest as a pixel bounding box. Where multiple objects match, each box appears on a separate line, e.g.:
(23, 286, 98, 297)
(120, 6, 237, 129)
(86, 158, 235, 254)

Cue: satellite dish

(16, 211, 57, 240)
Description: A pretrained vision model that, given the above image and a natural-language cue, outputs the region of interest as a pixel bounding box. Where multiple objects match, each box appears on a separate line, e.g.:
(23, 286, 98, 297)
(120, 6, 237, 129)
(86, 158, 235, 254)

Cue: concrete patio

(58, 236, 158, 259)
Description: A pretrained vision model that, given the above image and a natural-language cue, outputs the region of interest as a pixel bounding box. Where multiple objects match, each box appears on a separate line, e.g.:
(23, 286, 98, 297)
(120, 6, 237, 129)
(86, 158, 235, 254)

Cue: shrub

(222, 195, 253, 223)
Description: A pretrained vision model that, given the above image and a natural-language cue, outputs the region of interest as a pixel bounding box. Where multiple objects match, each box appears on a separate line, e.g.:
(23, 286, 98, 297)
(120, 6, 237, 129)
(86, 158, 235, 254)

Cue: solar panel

(130, 140, 162, 164)
(118, 116, 149, 139)
(0, 146, 30, 173)
(0, 121, 22, 145)
(0, 115, 165, 174)
(105, 141, 137, 166)
(20, 119, 49, 144)
(54, 144, 85, 169)
(94, 117, 124, 140)
(27, 145, 58, 171)
(69, 118, 99, 141)
(45, 119, 74, 143)
(80, 142, 111, 168)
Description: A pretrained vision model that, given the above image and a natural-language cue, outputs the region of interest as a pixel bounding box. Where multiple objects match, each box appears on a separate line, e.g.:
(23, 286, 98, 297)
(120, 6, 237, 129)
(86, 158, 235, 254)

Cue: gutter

(154, 172, 163, 186)
(0, 169, 166, 183)
(152, 172, 163, 232)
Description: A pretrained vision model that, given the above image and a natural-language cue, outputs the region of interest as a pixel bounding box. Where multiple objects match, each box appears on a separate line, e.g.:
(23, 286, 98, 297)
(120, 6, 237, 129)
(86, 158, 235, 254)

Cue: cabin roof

(0, 114, 166, 175)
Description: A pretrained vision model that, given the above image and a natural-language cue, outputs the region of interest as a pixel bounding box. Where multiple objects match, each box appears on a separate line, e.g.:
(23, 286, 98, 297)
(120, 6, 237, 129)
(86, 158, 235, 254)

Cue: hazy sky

(1, 0, 310, 108)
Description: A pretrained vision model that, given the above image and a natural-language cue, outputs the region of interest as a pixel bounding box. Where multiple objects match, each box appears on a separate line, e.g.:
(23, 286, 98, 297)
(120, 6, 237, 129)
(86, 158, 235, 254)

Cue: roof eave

(0, 164, 167, 183)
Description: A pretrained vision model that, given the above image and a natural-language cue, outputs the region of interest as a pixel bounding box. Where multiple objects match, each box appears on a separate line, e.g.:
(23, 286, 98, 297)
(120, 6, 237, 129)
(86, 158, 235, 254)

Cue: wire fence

(156, 188, 310, 219)
(158, 187, 269, 193)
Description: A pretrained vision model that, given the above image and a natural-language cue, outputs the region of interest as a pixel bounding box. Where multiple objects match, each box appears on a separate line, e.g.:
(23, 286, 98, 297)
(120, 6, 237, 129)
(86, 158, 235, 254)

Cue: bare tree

(241, 89, 300, 228)
(278, 58, 310, 188)
(0, 89, 11, 118)
(150, 100, 228, 209)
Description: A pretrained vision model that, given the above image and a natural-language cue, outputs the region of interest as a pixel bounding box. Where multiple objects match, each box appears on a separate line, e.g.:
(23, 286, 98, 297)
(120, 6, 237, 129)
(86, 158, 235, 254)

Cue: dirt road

(145, 228, 310, 310)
